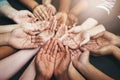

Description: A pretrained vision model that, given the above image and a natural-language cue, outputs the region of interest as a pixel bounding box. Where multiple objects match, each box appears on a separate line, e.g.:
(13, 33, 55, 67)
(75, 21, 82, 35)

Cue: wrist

(55, 71, 69, 80)
(0, 33, 11, 45)
(36, 74, 50, 80)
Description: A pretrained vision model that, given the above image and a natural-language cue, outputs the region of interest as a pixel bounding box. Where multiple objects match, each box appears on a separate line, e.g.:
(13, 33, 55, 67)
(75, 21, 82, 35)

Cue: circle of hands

(8, 4, 120, 80)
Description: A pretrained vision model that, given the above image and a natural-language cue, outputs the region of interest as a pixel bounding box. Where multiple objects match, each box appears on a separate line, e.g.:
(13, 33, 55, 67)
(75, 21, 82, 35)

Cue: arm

(19, 58, 36, 80)
(42, 0, 52, 5)
(79, 63, 113, 80)
(112, 46, 120, 61)
(0, 46, 17, 60)
(70, 0, 88, 16)
(0, 3, 18, 20)
(19, 0, 39, 11)
(59, 0, 71, 13)
(0, 48, 39, 80)
(0, 24, 19, 33)
(72, 48, 113, 80)
(0, 33, 10, 45)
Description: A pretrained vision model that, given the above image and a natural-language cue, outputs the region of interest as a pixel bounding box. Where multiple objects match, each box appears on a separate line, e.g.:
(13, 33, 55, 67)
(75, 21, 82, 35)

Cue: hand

(8, 28, 42, 49)
(91, 45, 115, 56)
(92, 31, 120, 46)
(71, 48, 90, 69)
(35, 39, 58, 80)
(55, 12, 67, 30)
(45, 3, 56, 15)
(12, 10, 36, 24)
(21, 21, 50, 35)
(54, 41, 71, 79)
(33, 5, 49, 21)
(66, 13, 78, 28)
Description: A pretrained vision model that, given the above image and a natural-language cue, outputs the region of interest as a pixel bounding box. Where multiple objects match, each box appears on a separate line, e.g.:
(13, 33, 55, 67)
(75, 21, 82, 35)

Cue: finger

(92, 31, 105, 39)
(34, 12, 43, 21)
(51, 40, 57, 56)
(52, 45, 58, 58)
(46, 38, 56, 55)
(80, 34, 90, 46)
(65, 46, 70, 59)
(57, 40, 65, 51)
(41, 7, 49, 20)
(37, 48, 44, 61)
(42, 40, 51, 54)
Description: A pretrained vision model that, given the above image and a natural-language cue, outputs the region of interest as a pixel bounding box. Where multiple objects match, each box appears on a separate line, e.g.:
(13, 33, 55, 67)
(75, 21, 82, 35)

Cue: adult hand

(66, 13, 78, 28)
(35, 38, 58, 80)
(12, 10, 36, 24)
(21, 21, 50, 35)
(45, 3, 56, 15)
(91, 45, 115, 56)
(54, 41, 71, 79)
(92, 31, 120, 46)
(8, 28, 43, 49)
(71, 48, 90, 69)
(55, 12, 67, 30)
(33, 5, 49, 21)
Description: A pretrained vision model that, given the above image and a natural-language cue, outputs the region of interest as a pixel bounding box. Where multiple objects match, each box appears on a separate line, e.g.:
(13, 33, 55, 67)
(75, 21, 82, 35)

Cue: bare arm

(0, 46, 17, 60)
(59, 0, 71, 13)
(0, 4, 18, 20)
(42, 0, 52, 5)
(0, 48, 39, 80)
(79, 63, 113, 80)
(0, 33, 10, 45)
(0, 24, 19, 33)
(70, 0, 88, 16)
(19, 58, 36, 80)
(19, 0, 39, 11)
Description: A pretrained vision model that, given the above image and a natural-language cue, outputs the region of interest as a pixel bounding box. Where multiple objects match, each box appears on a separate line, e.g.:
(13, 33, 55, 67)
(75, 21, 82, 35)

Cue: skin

(35, 39, 58, 80)
(54, 41, 70, 80)
(0, 21, 49, 34)
(0, 4, 36, 23)
(0, 46, 17, 60)
(0, 28, 43, 49)
(19, 58, 36, 80)
(71, 48, 113, 80)
(19, 0, 55, 21)
(0, 48, 39, 80)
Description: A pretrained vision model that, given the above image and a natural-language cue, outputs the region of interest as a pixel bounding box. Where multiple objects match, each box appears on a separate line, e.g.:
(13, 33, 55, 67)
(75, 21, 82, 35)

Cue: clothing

(96, 0, 116, 14)
(0, 0, 9, 7)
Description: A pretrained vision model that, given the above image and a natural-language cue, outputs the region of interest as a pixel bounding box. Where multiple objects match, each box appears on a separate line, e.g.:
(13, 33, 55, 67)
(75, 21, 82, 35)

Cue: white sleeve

(96, 0, 116, 14)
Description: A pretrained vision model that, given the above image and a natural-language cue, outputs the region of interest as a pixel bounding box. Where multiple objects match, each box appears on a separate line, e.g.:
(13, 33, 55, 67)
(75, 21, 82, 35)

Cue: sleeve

(0, 0, 10, 7)
(96, 0, 116, 14)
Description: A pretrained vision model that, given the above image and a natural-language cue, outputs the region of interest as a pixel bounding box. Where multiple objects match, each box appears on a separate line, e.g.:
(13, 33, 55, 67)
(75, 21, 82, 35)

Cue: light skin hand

(12, 10, 36, 24)
(55, 12, 67, 29)
(33, 5, 49, 21)
(8, 28, 42, 49)
(35, 38, 58, 80)
(54, 41, 71, 80)
(92, 31, 120, 47)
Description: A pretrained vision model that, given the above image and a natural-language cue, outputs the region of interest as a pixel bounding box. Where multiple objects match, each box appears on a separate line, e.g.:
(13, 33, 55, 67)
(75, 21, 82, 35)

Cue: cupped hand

(12, 10, 36, 24)
(35, 38, 58, 79)
(33, 5, 49, 21)
(8, 28, 42, 49)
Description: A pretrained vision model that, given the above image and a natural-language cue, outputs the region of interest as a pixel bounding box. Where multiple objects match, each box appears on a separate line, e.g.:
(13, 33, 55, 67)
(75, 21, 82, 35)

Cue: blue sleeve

(0, 0, 10, 7)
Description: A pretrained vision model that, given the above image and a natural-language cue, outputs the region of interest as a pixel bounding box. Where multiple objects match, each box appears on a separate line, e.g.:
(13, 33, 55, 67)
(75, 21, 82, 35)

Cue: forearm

(19, 0, 39, 11)
(78, 63, 113, 80)
(19, 58, 36, 80)
(68, 62, 85, 80)
(0, 48, 39, 80)
(70, 0, 88, 16)
(112, 46, 120, 61)
(0, 24, 19, 33)
(0, 4, 18, 19)
(42, 0, 52, 5)
(0, 46, 17, 60)
(59, 0, 71, 13)
(0, 33, 11, 45)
